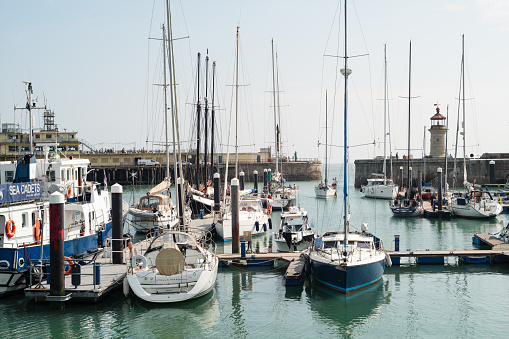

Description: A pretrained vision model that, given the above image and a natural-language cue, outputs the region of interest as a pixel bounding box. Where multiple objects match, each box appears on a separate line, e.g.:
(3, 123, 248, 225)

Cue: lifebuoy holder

(6, 220, 15, 238)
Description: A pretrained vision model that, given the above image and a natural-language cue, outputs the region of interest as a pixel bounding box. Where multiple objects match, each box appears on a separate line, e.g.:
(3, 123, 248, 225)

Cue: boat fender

(64, 257, 74, 275)
(385, 252, 392, 267)
(263, 223, 267, 232)
(255, 221, 259, 232)
(132, 255, 147, 270)
(268, 218, 273, 229)
(18, 257, 25, 268)
(0, 260, 10, 269)
(33, 218, 41, 241)
(123, 277, 130, 297)
(6, 220, 15, 238)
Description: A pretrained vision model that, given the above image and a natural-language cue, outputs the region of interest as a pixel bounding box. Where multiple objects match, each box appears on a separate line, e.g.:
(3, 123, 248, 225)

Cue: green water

(3, 166, 509, 338)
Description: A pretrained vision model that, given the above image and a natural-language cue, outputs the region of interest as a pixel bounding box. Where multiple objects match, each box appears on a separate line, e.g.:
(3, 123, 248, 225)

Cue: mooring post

(49, 192, 65, 308)
(231, 178, 240, 254)
(213, 173, 220, 212)
(253, 170, 258, 194)
(263, 169, 268, 193)
(239, 171, 245, 191)
(111, 183, 123, 264)
(490, 160, 496, 184)
(399, 166, 404, 192)
(393, 235, 400, 265)
(437, 167, 443, 212)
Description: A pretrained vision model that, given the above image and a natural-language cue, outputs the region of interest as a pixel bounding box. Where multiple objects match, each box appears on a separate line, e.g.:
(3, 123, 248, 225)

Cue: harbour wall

(88, 161, 322, 186)
(354, 154, 509, 188)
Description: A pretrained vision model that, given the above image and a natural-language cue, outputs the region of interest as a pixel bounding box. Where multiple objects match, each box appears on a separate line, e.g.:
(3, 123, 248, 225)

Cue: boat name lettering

(0, 182, 42, 203)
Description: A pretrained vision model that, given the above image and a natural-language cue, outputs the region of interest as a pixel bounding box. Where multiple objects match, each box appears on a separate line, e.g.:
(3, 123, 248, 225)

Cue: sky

(1, 0, 509, 163)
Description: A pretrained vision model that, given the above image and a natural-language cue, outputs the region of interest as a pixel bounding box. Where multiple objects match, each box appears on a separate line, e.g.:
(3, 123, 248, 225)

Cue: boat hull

(451, 203, 502, 218)
(309, 256, 385, 293)
(275, 239, 312, 252)
(362, 185, 398, 200)
(314, 186, 337, 199)
(390, 205, 423, 217)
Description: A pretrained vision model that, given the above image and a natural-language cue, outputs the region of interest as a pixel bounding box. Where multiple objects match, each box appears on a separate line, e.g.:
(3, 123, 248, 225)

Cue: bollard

(241, 241, 246, 257)
(71, 264, 81, 288)
(239, 171, 245, 191)
(437, 168, 443, 212)
(263, 169, 268, 193)
(111, 184, 123, 264)
(49, 192, 65, 306)
(200, 209, 204, 219)
(231, 178, 240, 254)
(213, 173, 220, 212)
(393, 235, 401, 265)
(94, 263, 101, 285)
(490, 160, 496, 184)
(253, 170, 258, 194)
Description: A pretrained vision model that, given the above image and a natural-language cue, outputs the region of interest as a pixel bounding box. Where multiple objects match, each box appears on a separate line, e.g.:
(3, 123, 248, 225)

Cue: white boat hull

(215, 212, 269, 241)
(451, 202, 502, 218)
(127, 256, 218, 303)
(275, 239, 312, 252)
(314, 186, 337, 198)
(361, 184, 398, 200)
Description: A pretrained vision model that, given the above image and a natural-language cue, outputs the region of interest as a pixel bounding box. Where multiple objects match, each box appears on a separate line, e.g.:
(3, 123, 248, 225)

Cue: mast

(271, 39, 278, 174)
(445, 104, 449, 191)
(27, 82, 33, 153)
(461, 34, 467, 186)
(383, 43, 387, 185)
(325, 90, 328, 186)
(235, 26, 239, 177)
(211, 61, 216, 178)
(196, 53, 201, 187)
(407, 41, 412, 196)
(166, 0, 185, 228)
(276, 51, 282, 178)
(342, 0, 350, 239)
(204, 54, 209, 184)
(162, 24, 170, 181)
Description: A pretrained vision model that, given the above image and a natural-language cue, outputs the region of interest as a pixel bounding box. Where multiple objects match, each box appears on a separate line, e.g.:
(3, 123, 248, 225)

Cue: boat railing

(104, 237, 134, 264)
(27, 256, 103, 290)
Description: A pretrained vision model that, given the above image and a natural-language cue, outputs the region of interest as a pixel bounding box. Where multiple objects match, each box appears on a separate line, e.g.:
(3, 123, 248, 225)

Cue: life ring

(34, 218, 41, 241)
(132, 255, 147, 270)
(65, 257, 74, 275)
(6, 220, 15, 238)
(66, 185, 71, 199)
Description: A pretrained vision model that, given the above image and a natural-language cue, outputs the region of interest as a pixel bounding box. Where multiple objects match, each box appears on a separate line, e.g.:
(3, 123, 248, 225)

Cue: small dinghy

(126, 231, 218, 303)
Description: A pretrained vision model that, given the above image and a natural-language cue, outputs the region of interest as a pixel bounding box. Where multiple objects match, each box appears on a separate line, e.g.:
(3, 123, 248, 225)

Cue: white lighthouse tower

(428, 106, 447, 157)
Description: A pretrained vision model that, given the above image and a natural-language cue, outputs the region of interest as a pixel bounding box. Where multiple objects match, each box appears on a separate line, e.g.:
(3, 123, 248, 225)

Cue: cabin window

(0, 216, 4, 234)
(67, 169, 71, 181)
(5, 171, 14, 182)
(49, 170, 56, 182)
(22, 213, 27, 228)
(357, 242, 371, 249)
(40, 210, 44, 229)
(323, 241, 337, 249)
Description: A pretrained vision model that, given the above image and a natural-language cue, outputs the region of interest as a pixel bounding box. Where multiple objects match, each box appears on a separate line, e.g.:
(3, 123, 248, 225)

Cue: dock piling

(111, 184, 123, 264)
(213, 173, 220, 212)
(239, 171, 245, 190)
(490, 160, 495, 184)
(231, 178, 240, 253)
(253, 170, 258, 193)
(393, 235, 401, 265)
(263, 169, 268, 193)
(49, 192, 65, 308)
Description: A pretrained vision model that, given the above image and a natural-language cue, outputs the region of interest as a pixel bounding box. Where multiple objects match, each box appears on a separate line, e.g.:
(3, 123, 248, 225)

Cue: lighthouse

(428, 106, 446, 157)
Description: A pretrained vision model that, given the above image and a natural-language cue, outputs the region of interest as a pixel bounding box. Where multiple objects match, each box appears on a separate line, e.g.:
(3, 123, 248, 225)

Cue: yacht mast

(325, 91, 328, 186)
(271, 39, 278, 174)
(383, 43, 387, 185)
(407, 41, 412, 195)
(341, 0, 350, 239)
(211, 61, 216, 177)
(162, 24, 170, 181)
(235, 26, 239, 178)
(204, 55, 209, 184)
(461, 34, 467, 186)
(195, 53, 202, 187)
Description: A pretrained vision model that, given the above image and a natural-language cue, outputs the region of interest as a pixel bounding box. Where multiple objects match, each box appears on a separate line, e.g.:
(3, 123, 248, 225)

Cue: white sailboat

(451, 35, 501, 218)
(315, 91, 337, 198)
(361, 44, 398, 200)
(126, 231, 218, 303)
(308, 0, 386, 294)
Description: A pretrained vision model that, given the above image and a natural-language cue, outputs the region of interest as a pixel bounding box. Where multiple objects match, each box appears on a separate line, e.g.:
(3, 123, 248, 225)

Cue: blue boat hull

(310, 258, 385, 293)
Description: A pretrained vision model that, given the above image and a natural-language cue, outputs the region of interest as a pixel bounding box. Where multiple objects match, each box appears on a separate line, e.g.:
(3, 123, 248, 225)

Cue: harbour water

(2, 164, 509, 338)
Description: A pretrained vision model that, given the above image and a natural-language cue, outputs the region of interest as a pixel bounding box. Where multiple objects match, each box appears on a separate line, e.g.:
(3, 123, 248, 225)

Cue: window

(49, 170, 56, 182)
(8, 146, 19, 152)
(35, 134, 40, 139)
(70, 135, 75, 139)
(46, 134, 52, 139)
(20, 146, 30, 152)
(113, 158, 120, 163)
(35, 146, 42, 152)
(58, 134, 63, 139)
(61, 170, 65, 181)
(5, 171, 14, 182)
(8, 134, 18, 140)
(68, 145, 78, 151)
(22, 213, 27, 228)
(57, 145, 66, 151)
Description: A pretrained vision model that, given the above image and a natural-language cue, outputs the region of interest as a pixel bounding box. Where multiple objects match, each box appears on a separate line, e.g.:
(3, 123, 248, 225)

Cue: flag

(26, 102, 31, 111)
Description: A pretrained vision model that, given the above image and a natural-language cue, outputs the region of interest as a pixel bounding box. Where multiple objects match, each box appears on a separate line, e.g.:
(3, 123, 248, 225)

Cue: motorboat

(275, 206, 316, 252)
(126, 231, 218, 303)
(361, 177, 398, 200)
(451, 186, 502, 218)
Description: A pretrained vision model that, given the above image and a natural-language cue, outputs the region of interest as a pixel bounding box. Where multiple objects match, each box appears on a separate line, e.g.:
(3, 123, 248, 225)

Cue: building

(428, 106, 447, 157)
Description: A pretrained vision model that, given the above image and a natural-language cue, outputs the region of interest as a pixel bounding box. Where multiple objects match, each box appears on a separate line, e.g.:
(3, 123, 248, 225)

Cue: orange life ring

(65, 257, 74, 275)
(34, 218, 41, 241)
(6, 220, 15, 238)
(66, 185, 71, 199)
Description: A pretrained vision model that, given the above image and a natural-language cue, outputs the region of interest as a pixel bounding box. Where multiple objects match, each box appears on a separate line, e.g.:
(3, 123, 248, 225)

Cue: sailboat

(361, 44, 398, 200)
(315, 91, 337, 198)
(214, 27, 270, 241)
(275, 206, 316, 252)
(450, 35, 502, 218)
(307, 0, 386, 293)
(389, 41, 423, 217)
(125, 24, 180, 233)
